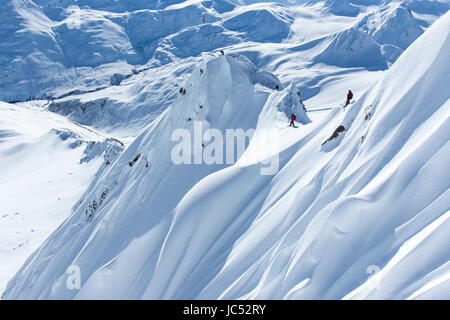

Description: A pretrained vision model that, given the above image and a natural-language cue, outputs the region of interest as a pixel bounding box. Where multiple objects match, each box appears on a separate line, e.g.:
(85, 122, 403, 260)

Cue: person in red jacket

(345, 90, 353, 108)
(290, 114, 296, 127)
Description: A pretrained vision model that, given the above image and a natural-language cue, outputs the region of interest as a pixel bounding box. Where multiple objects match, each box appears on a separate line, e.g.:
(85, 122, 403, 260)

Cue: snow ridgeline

(48, 129, 124, 165)
(1, 0, 447, 144)
(2, 53, 308, 299)
(3, 11, 450, 299)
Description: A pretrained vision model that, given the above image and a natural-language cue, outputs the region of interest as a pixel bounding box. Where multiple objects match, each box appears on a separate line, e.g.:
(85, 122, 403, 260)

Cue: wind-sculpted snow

(228, 54, 283, 90)
(406, 0, 449, 16)
(327, 0, 359, 17)
(1, 1, 449, 300)
(314, 28, 388, 70)
(276, 83, 311, 125)
(3, 11, 450, 299)
(348, 0, 381, 5)
(155, 24, 241, 59)
(2, 54, 284, 299)
(0, 0, 68, 101)
(48, 98, 124, 129)
(53, 12, 141, 67)
(357, 2, 424, 57)
(222, 7, 293, 42)
(354, 1, 449, 64)
(120, 4, 218, 60)
(202, 0, 237, 14)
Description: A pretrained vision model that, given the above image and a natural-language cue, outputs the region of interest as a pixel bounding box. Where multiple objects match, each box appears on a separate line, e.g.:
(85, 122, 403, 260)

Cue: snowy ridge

(275, 82, 311, 125)
(3, 11, 450, 299)
(314, 27, 388, 70)
(0, 0, 445, 151)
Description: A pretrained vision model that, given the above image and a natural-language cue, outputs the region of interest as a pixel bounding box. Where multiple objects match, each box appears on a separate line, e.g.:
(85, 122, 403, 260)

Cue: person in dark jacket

(290, 114, 296, 127)
(345, 90, 353, 108)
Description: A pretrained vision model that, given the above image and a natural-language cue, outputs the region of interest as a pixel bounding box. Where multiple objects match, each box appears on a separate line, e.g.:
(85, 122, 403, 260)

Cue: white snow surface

(2, 7, 449, 300)
(0, 101, 124, 295)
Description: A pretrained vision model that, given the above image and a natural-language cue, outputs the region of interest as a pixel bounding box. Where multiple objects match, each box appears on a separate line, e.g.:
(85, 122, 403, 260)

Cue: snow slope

(3, 11, 449, 299)
(0, 101, 126, 295)
(314, 27, 388, 70)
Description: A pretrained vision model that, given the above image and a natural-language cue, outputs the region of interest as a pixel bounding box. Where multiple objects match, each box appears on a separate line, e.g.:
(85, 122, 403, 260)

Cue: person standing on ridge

(345, 90, 353, 108)
(290, 114, 296, 127)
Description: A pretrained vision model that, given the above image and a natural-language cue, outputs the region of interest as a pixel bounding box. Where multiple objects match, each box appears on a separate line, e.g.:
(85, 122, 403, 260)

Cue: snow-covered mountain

(0, 0, 449, 299)
(0, 100, 124, 295)
(1, 0, 447, 134)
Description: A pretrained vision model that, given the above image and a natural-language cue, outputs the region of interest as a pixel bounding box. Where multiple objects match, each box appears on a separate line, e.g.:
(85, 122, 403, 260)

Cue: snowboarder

(290, 114, 296, 127)
(345, 90, 353, 108)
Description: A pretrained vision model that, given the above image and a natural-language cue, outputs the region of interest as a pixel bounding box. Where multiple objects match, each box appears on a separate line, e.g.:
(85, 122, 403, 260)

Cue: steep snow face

(327, 0, 360, 17)
(349, 0, 381, 5)
(354, 0, 449, 64)
(406, 0, 449, 17)
(342, 12, 450, 299)
(202, 0, 237, 14)
(120, 4, 218, 60)
(276, 83, 311, 125)
(2, 54, 283, 299)
(0, 1, 220, 101)
(3, 11, 450, 300)
(40, 58, 203, 140)
(53, 11, 141, 67)
(227, 54, 282, 90)
(0, 0, 69, 101)
(222, 7, 294, 42)
(155, 24, 241, 59)
(314, 27, 388, 70)
(357, 2, 424, 50)
(0, 0, 140, 102)
(42, 52, 283, 139)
